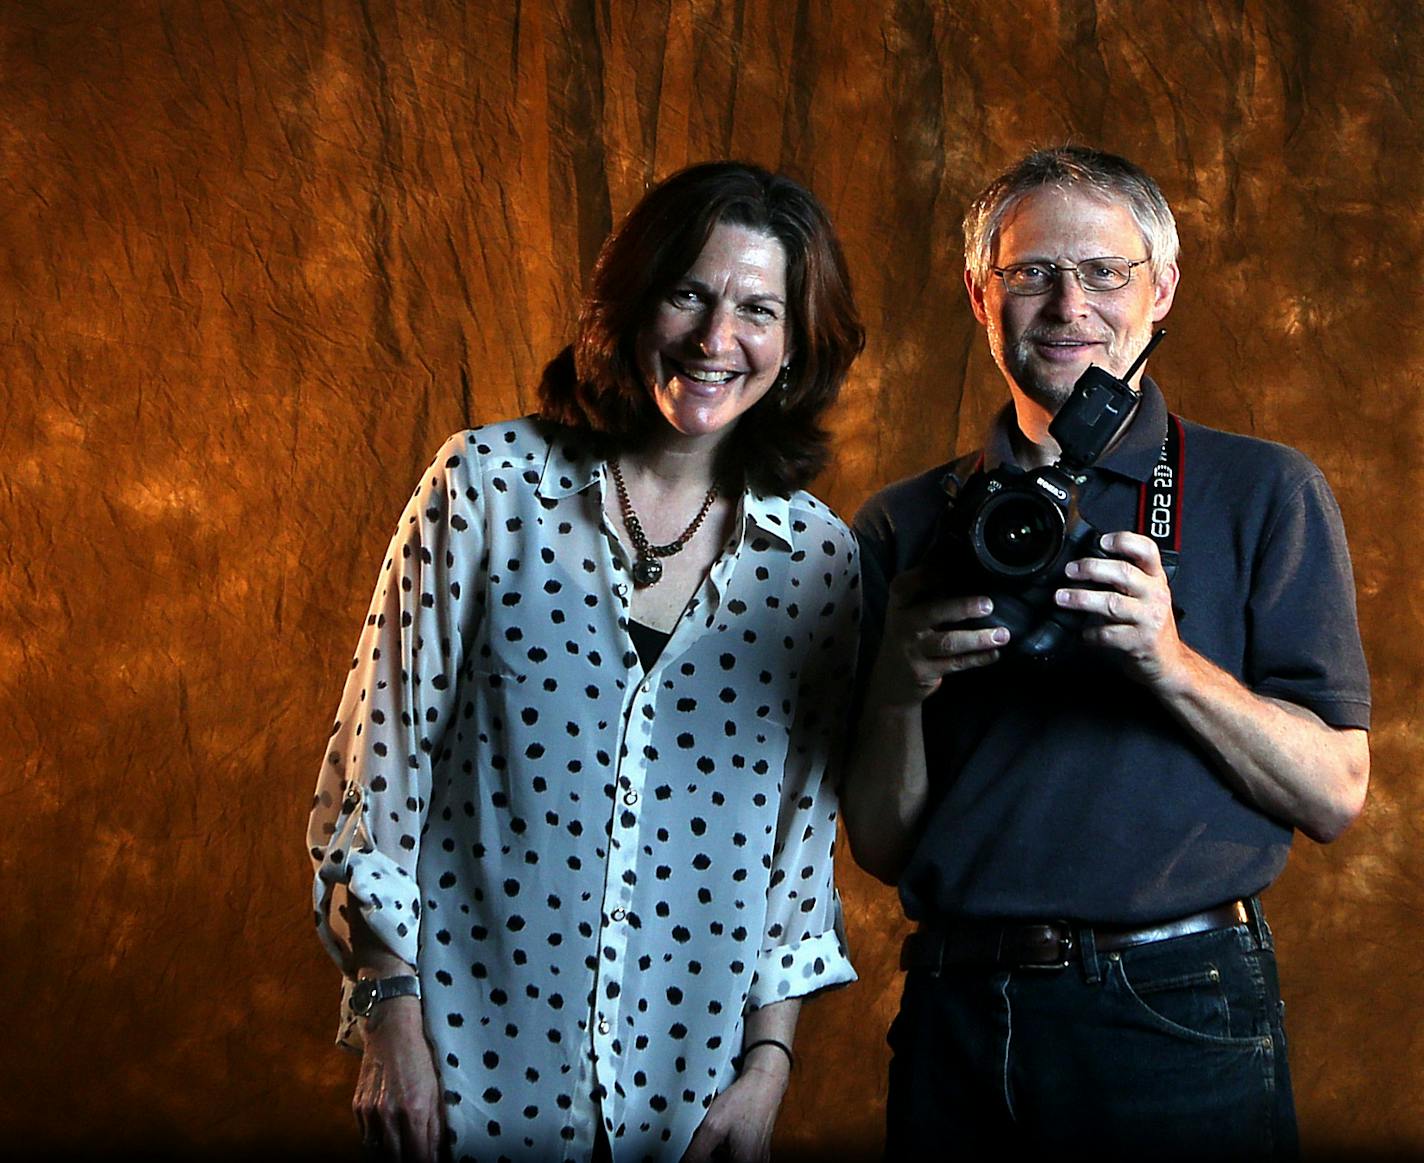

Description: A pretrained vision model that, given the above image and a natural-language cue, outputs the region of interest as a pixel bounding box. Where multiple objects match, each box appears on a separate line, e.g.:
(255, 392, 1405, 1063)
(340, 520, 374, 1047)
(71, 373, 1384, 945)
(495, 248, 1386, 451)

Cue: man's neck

(1007, 395, 1061, 468)
(1005, 384, 1143, 471)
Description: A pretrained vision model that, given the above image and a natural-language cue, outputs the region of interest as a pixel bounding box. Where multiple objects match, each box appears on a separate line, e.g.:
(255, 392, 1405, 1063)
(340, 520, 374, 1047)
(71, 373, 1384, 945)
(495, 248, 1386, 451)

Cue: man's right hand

(353, 997, 444, 1163)
(867, 566, 1009, 708)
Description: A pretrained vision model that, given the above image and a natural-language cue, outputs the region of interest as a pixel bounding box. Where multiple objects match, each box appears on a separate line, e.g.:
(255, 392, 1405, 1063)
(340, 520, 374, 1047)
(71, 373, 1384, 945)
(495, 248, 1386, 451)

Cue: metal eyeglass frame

(990, 257, 1150, 296)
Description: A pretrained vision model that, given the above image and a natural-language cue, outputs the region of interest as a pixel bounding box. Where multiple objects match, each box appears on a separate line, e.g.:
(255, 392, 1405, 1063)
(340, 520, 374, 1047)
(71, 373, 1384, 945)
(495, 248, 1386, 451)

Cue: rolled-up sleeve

(747, 525, 860, 1008)
(307, 433, 479, 986)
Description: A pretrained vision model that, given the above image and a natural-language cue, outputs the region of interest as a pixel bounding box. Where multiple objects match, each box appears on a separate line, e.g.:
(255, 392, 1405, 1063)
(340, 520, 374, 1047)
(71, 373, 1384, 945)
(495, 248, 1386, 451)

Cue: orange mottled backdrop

(3, 1, 1420, 1158)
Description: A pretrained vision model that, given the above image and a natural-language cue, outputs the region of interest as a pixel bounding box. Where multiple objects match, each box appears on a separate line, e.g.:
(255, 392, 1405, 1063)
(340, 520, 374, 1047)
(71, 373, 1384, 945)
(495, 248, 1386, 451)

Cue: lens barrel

(971, 489, 1067, 577)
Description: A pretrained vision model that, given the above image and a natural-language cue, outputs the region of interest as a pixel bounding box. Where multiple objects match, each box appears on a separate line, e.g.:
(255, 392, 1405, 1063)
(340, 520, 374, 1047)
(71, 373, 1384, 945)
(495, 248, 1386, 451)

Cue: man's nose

(1041, 270, 1091, 319)
(697, 303, 738, 354)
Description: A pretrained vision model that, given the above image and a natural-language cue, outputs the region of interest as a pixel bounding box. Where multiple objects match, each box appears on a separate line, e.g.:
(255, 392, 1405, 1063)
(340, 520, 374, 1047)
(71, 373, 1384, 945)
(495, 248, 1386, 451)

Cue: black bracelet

(741, 1037, 795, 1072)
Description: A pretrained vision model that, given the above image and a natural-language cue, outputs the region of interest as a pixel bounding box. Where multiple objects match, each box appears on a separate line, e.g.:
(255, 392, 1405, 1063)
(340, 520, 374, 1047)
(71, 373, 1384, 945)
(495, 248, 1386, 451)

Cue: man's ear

(1151, 261, 1180, 323)
(965, 267, 990, 326)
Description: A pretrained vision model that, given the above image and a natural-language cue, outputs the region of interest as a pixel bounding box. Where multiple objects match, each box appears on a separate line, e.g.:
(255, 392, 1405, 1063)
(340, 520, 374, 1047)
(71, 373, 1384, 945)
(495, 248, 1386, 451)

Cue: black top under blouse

(628, 619, 671, 672)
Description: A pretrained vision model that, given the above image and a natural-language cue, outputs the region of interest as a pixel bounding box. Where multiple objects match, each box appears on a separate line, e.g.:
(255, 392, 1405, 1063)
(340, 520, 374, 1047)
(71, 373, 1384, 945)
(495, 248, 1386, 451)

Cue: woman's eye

(670, 288, 701, 307)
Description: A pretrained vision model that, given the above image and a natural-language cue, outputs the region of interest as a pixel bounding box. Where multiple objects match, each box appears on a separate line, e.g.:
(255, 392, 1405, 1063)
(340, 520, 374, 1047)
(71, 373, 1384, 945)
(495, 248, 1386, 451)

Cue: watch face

(351, 980, 378, 1016)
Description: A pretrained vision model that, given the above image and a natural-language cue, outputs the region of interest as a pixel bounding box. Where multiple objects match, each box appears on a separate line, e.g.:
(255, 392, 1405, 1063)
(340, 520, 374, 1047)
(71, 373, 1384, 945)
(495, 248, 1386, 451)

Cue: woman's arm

(680, 999, 801, 1163)
(348, 911, 444, 1163)
(308, 434, 483, 1156)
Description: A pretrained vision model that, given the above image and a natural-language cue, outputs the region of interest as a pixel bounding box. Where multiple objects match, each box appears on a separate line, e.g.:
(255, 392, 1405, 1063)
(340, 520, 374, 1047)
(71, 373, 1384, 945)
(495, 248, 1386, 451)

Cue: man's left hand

(1056, 531, 1185, 688)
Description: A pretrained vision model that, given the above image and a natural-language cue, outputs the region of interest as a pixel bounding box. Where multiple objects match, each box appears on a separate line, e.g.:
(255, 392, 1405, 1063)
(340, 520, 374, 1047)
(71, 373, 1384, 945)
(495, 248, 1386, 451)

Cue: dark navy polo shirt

(854, 379, 1371, 925)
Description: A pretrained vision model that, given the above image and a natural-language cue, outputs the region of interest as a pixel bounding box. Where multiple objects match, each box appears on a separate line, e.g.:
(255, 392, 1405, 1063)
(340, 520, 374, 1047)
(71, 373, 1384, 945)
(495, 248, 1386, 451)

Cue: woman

(308, 161, 865, 1163)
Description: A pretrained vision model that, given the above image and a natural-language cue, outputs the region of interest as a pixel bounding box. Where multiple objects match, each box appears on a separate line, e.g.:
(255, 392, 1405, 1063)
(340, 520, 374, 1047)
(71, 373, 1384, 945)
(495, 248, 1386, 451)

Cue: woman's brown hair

(538, 161, 864, 496)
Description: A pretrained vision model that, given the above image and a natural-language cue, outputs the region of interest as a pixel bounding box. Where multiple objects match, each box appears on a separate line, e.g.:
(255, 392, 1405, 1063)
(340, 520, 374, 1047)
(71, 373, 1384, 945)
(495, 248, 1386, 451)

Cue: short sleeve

(746, 523, 860, 1009)
(307, 433, 482, 987)
(1247, 466, 1370, 728)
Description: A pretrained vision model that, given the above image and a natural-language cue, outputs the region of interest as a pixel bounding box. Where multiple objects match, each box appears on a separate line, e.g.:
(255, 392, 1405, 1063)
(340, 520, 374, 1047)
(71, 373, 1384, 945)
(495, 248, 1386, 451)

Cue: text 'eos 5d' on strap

(1136, 413, 1185, 581)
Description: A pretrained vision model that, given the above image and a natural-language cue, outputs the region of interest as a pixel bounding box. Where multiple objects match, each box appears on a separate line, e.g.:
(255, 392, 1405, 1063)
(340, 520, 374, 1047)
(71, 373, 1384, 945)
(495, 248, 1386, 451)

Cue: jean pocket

(1109, 944, 1267, 1047)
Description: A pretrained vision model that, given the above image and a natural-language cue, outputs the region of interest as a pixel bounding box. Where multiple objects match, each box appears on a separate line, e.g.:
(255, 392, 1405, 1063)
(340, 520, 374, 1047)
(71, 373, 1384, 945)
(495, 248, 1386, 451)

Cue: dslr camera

(935, 333, 1163, 658)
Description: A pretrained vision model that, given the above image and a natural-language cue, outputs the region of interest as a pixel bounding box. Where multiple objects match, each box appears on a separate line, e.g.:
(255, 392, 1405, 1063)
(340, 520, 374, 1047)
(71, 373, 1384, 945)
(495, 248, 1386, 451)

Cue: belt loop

(1245, 896, 1273, 951)
(1078, 925, 1101, 983)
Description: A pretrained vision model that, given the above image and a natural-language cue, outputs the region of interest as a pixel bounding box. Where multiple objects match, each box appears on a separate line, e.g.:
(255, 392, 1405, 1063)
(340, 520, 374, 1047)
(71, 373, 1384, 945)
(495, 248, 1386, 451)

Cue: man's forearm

(1155, 646, 1369, 843)
(841, 579, 1006, 884)
(842, 700, 931, 885)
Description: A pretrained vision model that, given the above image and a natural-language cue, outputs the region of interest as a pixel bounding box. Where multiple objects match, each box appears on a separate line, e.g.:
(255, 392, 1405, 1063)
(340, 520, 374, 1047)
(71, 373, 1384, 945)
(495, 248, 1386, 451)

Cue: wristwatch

(350, 974, 421, 1018)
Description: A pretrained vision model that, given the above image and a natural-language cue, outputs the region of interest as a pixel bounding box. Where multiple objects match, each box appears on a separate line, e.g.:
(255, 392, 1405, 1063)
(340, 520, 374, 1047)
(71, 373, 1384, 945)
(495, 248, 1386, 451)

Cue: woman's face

(634, 221, 793, 449)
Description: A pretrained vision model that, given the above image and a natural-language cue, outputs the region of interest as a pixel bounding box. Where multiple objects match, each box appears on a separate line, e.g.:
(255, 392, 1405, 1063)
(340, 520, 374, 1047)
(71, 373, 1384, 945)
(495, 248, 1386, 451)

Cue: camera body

(937, 364, 1141, 659)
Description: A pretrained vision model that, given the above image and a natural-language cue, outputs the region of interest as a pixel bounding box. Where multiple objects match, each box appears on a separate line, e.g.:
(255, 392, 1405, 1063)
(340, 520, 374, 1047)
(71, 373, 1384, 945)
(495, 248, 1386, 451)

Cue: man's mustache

(1019, 329, 1113, 345)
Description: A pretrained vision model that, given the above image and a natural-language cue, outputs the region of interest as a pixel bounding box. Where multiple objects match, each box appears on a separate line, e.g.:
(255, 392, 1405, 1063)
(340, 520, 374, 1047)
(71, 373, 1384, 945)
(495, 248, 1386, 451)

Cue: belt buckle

(1014, 923, 1073, 971)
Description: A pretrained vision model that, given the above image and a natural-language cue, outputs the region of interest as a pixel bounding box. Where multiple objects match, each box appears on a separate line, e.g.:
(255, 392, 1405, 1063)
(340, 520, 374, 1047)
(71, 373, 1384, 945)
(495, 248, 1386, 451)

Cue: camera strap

(1136, 413, 1185, 581)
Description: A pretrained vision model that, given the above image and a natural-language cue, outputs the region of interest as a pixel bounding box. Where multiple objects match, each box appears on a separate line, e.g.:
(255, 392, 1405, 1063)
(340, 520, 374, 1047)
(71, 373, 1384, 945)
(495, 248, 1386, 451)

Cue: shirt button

(597, 1018, 610, 1035)
(623, 791, 639, 805)
(611, 908, 626, 922)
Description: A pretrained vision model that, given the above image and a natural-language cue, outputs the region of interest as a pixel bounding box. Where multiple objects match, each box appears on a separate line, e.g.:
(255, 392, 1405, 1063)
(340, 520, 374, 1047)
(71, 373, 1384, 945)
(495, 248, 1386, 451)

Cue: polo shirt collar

(979, 376, 1169, 484)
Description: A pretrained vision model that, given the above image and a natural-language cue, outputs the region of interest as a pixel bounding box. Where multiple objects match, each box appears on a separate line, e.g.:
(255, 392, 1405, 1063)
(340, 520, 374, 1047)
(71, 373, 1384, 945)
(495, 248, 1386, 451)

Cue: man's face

(967, 186, 1178, 414)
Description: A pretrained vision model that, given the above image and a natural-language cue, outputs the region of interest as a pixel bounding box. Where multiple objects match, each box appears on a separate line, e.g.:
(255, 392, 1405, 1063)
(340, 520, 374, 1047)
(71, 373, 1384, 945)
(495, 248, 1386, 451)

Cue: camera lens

(972, 491, 1065, 576)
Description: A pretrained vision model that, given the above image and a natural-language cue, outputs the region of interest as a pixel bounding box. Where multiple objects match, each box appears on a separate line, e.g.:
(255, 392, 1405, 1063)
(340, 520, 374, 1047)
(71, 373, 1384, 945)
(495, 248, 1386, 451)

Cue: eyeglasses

(990, 257, 1150, 296)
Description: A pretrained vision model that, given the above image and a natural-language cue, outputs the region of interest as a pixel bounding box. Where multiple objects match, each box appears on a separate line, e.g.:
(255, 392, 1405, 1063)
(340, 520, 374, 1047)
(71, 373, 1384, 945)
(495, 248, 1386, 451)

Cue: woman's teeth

(678, 366, 737, 384)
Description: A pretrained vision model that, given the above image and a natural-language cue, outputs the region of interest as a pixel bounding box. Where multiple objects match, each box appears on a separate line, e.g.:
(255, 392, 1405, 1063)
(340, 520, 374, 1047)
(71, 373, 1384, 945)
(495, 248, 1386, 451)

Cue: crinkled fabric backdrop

(4, 1, 1419, 1158)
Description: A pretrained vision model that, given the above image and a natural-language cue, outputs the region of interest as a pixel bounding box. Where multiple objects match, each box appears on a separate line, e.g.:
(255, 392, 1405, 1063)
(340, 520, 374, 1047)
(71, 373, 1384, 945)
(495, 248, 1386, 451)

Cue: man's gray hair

(962, 146, 1180, 286)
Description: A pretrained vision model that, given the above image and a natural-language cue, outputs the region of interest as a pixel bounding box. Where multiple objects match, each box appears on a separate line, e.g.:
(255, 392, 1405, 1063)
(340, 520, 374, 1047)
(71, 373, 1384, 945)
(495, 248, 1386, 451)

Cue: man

(844, 146, 1370, 1158)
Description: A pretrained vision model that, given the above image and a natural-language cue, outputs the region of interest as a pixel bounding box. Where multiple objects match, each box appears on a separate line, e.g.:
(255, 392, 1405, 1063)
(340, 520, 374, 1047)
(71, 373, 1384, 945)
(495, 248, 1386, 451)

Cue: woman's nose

(696, 304, 737, 355)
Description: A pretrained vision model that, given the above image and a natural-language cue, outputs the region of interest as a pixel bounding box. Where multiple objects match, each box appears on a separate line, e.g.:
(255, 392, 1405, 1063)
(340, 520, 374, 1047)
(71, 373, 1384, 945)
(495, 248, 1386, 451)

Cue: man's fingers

(1064, 554, 1144, 593)
(1096, 530, 1163, 572)
(945, 625, 1009, 655)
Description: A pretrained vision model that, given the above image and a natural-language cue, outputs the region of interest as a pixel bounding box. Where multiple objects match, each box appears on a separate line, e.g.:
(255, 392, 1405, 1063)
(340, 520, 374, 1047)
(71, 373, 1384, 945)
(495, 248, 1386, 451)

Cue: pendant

(632, 555, 663, 586)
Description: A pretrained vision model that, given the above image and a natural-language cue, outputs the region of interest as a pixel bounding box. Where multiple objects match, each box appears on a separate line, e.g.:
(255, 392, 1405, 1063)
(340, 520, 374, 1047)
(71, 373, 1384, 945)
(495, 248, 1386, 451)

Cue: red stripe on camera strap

(1135, 413, 1185, 580)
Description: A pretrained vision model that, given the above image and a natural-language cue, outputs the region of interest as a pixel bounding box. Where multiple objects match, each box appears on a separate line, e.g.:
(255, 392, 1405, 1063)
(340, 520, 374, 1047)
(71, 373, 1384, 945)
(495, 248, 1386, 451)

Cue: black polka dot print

(309, 418, 860, 1161)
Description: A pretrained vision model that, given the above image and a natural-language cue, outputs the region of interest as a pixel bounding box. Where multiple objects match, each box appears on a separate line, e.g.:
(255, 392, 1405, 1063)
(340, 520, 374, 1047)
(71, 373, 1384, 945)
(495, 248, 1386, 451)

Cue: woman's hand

(680, 1061, 789, 1163)
(353, 997, 444, 1163)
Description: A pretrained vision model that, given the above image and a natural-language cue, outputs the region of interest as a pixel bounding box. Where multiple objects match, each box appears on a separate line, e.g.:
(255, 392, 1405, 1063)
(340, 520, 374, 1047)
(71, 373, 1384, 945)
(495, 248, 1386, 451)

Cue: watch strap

(350, 973, 421, 1016)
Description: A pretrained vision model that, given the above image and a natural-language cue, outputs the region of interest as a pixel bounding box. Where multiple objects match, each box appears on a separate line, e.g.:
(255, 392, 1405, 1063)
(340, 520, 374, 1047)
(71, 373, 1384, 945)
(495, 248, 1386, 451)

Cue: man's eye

(1014, 265, 1049, 280)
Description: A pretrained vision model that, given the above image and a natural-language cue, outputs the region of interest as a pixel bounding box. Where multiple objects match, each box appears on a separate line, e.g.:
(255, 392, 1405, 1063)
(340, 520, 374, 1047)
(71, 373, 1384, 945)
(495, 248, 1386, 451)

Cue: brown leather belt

(901, 900, 1251, 973)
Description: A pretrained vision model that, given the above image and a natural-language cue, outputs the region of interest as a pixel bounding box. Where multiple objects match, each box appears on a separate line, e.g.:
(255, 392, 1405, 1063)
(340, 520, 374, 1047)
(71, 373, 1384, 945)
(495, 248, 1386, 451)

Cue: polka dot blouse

(309, 418, 860, 1161)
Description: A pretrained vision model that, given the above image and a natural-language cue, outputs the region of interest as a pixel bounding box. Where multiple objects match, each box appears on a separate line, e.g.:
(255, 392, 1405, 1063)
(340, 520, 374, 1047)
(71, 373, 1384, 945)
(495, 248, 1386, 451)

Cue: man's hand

(1057, 529, 1368, 841)
(1055, 531, 1184, 688)
(353, 997, 444, 1163)
(680, 1061, 789, 1163)
(868, 565, 1009, 708)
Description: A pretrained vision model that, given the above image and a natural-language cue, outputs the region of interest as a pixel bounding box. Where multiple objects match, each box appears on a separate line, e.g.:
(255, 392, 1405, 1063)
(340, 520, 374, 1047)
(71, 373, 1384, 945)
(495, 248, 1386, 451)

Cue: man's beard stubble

(1004, 322, 1154, 413)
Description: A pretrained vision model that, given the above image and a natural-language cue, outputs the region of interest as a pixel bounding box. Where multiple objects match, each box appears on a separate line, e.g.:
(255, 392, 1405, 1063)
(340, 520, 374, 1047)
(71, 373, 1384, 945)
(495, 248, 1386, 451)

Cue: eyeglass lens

(1001, 258, 1136, 294)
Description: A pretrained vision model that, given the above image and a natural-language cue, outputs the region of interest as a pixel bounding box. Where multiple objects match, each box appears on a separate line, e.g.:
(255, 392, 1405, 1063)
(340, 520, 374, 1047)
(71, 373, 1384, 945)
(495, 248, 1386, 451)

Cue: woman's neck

(617, 429, 724, 493)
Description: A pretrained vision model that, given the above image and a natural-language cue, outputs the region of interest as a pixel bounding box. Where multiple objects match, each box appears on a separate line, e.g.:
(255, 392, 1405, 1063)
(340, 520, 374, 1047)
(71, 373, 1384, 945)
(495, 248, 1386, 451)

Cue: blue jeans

(886, 904, 1298, 1159)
